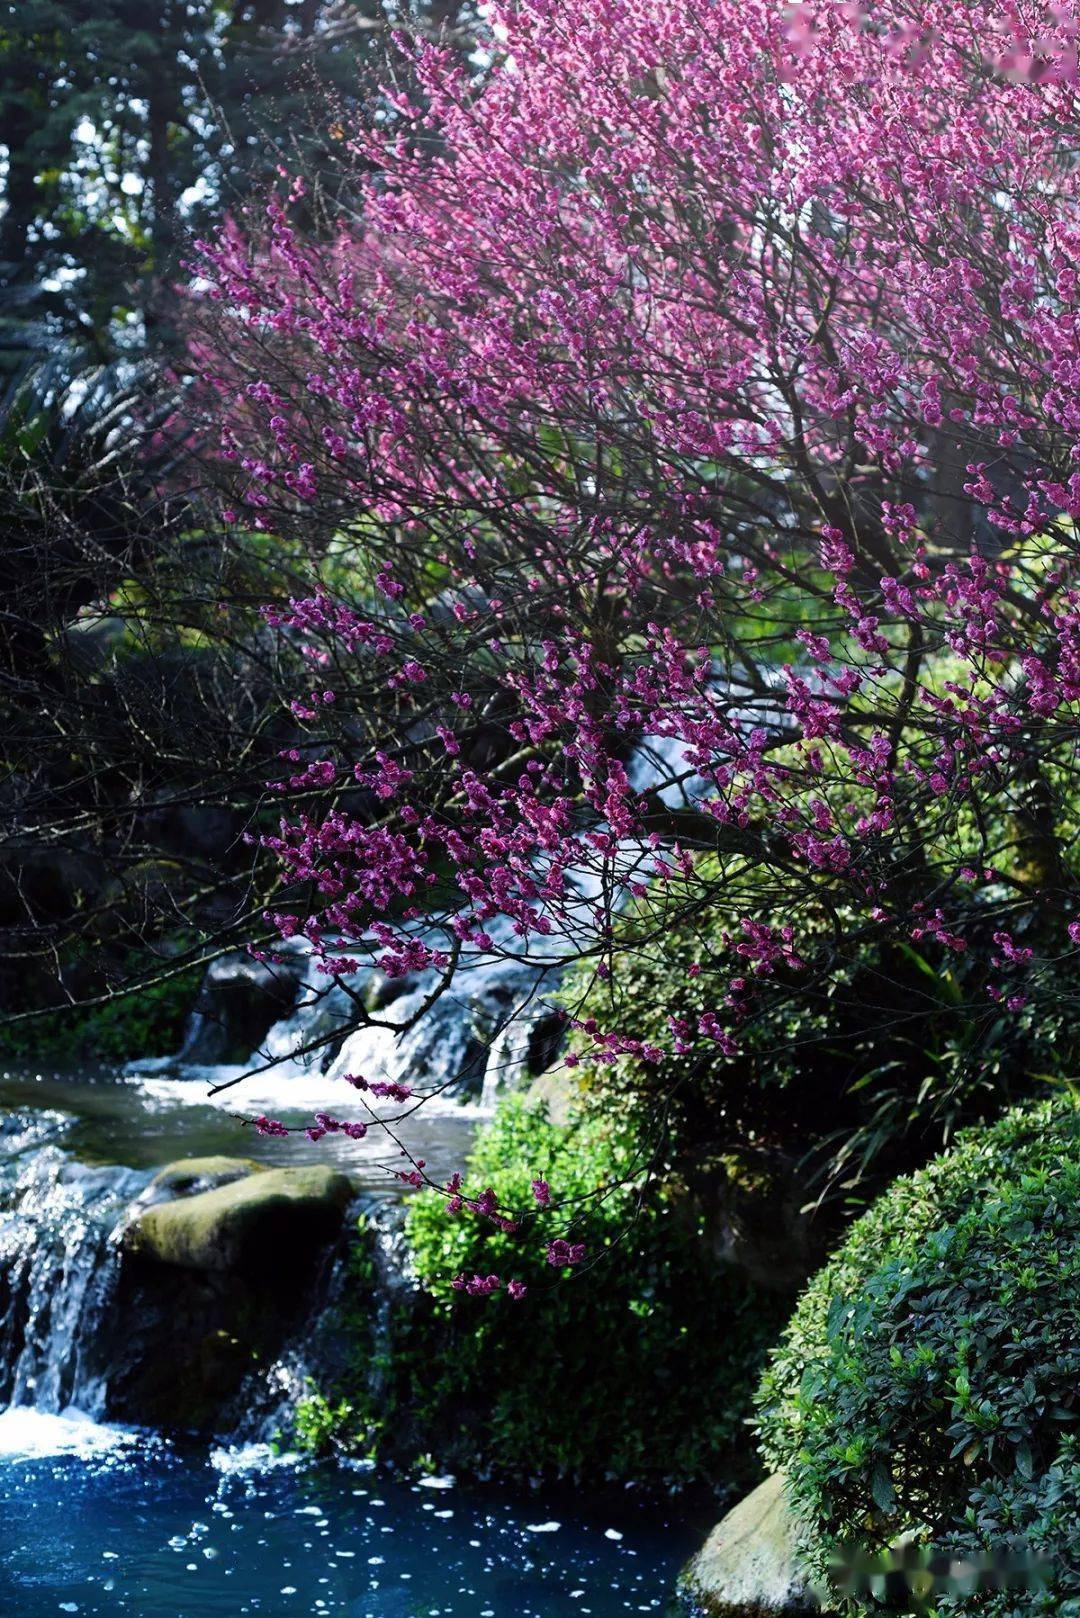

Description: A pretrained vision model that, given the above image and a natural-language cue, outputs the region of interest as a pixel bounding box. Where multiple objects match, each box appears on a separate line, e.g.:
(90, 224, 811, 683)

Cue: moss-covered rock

(133, 1155, 265, 1210)
(108, 1162, 358, 1432)
(679, 1472, 819, 1617)
(525, 1065, 581, 1125)
(127, 1165, 353, 1278)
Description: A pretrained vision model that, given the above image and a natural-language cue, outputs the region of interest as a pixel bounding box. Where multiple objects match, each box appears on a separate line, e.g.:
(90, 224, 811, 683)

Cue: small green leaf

(871, 1463, 895, 1512)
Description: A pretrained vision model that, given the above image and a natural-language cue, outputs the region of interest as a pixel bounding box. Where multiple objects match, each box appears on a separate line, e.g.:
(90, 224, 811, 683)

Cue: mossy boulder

(107, 1155, 359, 1433)
(127, 1165, 353, 1278)
(679, 1472, 819, 1617)
(132, 1155, 265, 1211)
(526, 1065, 581, 1125)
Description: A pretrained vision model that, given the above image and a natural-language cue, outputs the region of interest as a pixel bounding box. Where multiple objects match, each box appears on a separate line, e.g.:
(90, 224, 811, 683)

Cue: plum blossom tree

(190, 0, 1080, 1267)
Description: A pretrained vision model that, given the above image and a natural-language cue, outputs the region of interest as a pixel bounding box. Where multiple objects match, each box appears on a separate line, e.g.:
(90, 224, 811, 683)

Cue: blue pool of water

(0, 1411, 696, 1617)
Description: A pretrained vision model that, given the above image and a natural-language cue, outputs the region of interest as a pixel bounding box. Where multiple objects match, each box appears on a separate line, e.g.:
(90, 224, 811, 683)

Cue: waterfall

(0, 1128, 146, 1416)
(223, 1196, 410, 1446)
(157, 719, 726, 1113)
(229, 916, 567, 1115)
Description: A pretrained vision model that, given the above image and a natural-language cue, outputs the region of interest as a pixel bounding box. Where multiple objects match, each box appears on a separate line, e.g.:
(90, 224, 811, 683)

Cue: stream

(0, 728, 716, 1613)
(0, 1022, 698, 1613)
(0, 1410, 696, 1616)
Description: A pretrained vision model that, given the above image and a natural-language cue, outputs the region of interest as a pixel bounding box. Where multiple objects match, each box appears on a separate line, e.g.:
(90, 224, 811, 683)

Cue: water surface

(0, 1070, 703, 1615)
(0, 1412, 694, 1617)
(0, 1062, 477, 1195)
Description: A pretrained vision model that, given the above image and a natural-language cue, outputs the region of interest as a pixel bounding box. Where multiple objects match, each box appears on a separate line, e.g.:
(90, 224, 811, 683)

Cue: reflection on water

(0, 1413, 697, 1617)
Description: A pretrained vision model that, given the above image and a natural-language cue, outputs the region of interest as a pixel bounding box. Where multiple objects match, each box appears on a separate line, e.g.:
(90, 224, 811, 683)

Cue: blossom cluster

(193, 0, 1080, 1288)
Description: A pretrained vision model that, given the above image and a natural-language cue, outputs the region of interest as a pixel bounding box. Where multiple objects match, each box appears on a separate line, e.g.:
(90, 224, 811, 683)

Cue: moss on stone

(525, 1066, 581, 1125)
(128, 1165, 353, 1277)
(150, 1155, 265, 1196)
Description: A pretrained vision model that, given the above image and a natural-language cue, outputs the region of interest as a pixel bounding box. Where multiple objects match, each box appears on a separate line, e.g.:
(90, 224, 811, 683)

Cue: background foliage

(561, 850, 1079, 1218)
(295, 1091, 786, 1486)
(0, 0, 474, 368)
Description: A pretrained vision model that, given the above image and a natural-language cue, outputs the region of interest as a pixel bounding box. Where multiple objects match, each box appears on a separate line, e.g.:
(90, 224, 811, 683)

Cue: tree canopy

(0, 0, 473, 366)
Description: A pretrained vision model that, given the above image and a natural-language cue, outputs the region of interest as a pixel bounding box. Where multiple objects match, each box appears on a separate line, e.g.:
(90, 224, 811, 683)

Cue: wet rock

(226, 1202, 415, 1443)
(128, 1154, 265, 1212)
(526, 1067, 582, 1126)
(364, 968, 420, 1012)
(180, 951, 302, 1063)
(526, 1011, 567, 1077)
(126, 1165, 353, 1278)
(679, 1472, 819, 1617)
(689, 1153, 824, 1296)
(108, 1164, 356, 1433)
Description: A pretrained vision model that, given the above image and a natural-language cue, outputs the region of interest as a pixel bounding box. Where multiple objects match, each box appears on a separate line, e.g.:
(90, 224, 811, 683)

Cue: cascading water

(0, 1119, 147, 1417)
(0, 726, 698, 1436)
(0, 933, 554, 1449)
(240, 920, 565, 1110)
(0, 1097, 694, 1618)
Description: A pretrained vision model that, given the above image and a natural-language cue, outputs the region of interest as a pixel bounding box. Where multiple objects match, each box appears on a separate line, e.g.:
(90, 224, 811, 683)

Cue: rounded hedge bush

(756, 1096, 1080, 1614)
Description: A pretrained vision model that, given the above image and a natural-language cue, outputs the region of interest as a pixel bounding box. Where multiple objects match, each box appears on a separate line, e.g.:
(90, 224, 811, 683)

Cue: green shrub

(370, 1091, 786, 1485)
(293, 1386, 357, 1455)
(0, 963, 201, 1066)
(756, 1096, 1080, 1614)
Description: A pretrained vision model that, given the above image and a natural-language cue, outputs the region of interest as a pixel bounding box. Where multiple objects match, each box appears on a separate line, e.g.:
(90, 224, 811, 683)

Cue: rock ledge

(679, 1471, 819, 1617)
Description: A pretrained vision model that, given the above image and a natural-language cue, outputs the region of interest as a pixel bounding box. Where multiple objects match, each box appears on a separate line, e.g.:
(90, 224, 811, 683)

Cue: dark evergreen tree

(0, 1, 475, 366)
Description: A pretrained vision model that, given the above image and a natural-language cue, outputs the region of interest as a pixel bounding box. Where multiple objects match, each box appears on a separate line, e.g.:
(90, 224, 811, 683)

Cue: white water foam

(0, 1404, 144, 1460)
(208, 1440, 303, 1475)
